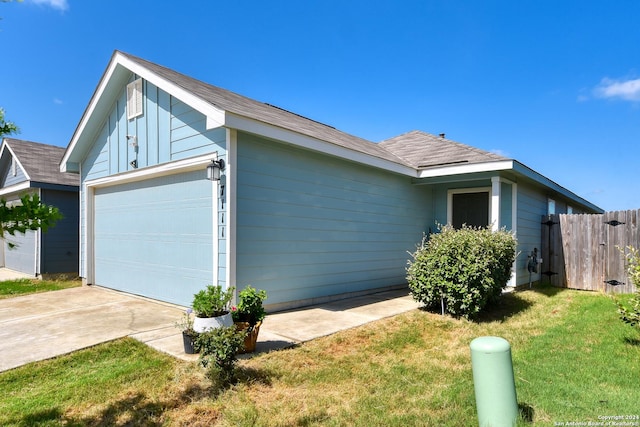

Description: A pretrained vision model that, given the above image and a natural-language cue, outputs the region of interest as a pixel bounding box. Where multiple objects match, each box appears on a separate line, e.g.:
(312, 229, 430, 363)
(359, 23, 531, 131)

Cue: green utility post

(470, 336, 518, 427)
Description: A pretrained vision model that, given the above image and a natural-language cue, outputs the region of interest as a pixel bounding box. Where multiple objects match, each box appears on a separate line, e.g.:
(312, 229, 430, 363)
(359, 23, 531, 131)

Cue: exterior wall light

(207, 159, 225, 181)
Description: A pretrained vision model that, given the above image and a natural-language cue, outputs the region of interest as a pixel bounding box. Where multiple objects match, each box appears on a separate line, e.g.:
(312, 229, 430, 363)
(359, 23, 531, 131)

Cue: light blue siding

(500, 182, 513, 230)
(93, 170, 213, 306)
(516, 183, 547, 285)
(81, 78, 226, 183)
(236, 133, 432, 309)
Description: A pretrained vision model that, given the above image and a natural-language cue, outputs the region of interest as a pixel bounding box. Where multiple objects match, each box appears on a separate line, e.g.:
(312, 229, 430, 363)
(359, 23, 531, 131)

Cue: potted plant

(174, 308, 197, 354)
(192, 284, 235, 333)
(231, 285, 267, 353)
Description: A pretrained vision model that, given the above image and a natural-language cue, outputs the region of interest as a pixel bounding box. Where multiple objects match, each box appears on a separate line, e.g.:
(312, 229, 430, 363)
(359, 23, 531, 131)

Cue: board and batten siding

(78, 77, 226, 279)
(235, 133, 433, 310)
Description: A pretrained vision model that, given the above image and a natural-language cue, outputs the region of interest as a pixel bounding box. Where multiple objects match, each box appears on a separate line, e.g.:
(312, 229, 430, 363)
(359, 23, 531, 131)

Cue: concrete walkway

(0, 285, 420, 372)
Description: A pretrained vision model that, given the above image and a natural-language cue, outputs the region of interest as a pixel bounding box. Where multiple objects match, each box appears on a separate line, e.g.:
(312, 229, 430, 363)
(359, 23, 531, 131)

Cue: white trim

(84, 184, 95, 284)
(0, 181, 31, 197)
(85, 153, 216, 189)
(211, 157, 219, 289)
(418, 160, 514, 179)
(226, 129, 237, 291)
(225, 113, 417, 178)
(447, 187, 491, 227)
(34, 188, 41, 276)
(491, 177, 501, 232)
(509, 182, 518, 287)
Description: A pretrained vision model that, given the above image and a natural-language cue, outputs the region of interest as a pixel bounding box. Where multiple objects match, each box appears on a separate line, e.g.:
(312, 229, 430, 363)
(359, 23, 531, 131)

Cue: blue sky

(1, 0, 639, 211)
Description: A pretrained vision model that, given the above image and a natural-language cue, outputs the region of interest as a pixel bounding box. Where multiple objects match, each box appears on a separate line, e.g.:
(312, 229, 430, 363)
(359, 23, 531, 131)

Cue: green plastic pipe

(470, 336, 519, 427)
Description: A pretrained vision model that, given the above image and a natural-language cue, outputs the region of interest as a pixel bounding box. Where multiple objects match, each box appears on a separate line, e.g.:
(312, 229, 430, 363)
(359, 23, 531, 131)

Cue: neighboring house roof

(380, 130, 507, 169)
(1, 138, 79, 188)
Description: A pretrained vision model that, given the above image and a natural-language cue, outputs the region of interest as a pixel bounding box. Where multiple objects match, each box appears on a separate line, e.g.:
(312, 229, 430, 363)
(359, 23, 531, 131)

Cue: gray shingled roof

(4, 138, 79, 187)
(379, 130, 508, 169)
(120, 51, 409, 167)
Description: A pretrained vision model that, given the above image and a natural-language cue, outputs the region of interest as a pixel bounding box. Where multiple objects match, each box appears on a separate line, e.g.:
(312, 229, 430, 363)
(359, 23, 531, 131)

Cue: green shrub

(407, 225, 517, 319)
(192, 284, 234, 318)
(616, 246, 640, 331)
(196, 325, 247, 387)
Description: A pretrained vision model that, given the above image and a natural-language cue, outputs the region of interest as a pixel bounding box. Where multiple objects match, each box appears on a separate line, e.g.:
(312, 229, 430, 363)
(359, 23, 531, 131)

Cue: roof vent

(439, 133, 445, 139)
(127, 78, 143, 120)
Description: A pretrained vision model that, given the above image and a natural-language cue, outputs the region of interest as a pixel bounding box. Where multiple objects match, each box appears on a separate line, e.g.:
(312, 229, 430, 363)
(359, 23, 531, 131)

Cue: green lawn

(1, 284, 638, 426)
(0, 278, 81, 299)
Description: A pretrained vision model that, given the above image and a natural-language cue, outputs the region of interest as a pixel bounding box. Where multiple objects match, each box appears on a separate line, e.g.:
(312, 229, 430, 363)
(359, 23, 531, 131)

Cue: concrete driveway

(0, 284, 420, 372)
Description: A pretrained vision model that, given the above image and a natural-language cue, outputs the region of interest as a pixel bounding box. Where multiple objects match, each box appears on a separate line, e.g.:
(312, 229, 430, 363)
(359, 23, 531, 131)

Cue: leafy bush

(192, 284, 234, 318)
(617, 246, 640, 330)
(232, 285, 267, 325)
(196, 325, 247, 387)
(407, 225, 517, 319)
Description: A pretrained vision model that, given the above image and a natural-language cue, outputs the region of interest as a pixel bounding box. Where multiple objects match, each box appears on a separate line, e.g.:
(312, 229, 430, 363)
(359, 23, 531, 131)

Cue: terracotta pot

(193, 312, 233, 333)
(235, 321, 262, 353)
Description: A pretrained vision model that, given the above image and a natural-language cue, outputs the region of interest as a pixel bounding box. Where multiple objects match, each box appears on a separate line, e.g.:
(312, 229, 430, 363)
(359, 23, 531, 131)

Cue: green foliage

(617, 246, 640, 330)
(0, 107, 19, 137)
(232, 285, 267, 325)
(407, 225, 517, 319)
(191, 284, 234, 318)
(196, 325, 247, 387)
(0, 194, 62, 245)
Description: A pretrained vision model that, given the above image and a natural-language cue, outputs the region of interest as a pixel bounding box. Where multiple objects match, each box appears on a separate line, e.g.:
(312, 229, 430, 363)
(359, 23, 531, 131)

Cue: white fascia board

(61, 52, 225, 173)
(61, 57, 127, 173)
(115, 54, 226, 130)
(417, 160, 515, 179)
(0, 181, 31, 197)
(225, 112, 417, 177)
(85, 152, 217, 189)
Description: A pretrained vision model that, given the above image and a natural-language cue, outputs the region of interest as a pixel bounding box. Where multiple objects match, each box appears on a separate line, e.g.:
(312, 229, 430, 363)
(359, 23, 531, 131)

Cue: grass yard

(0, 278, 81, 299)
(1, 284, 639, 426)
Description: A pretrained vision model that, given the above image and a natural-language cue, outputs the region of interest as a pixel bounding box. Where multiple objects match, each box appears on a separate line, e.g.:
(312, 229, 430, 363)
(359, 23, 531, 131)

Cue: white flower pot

(193, 312, 233, 333)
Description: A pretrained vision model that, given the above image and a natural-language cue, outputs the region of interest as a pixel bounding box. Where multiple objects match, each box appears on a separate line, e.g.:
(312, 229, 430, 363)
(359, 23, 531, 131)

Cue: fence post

(470, 336, 518, 427)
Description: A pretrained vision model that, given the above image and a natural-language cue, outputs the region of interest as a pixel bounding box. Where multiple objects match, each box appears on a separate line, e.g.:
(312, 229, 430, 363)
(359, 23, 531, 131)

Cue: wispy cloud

(594, 77, 640, 102)
(29, 0, 69, 11)
(490, 148, 510, 158)
(53, 98, 63, 105)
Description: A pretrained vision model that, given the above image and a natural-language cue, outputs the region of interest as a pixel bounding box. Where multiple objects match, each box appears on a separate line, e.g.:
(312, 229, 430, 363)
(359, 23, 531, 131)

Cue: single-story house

(60, 51, 602, 310)
(0, 138, 79, 276)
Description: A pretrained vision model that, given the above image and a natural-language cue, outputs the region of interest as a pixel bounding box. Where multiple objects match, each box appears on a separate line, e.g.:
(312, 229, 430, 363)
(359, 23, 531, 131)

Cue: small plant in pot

(196, 325, 247, 388)
(231, 285, 267, 353)
(192, 284, 235, 333)
(174, 308, 198, 354)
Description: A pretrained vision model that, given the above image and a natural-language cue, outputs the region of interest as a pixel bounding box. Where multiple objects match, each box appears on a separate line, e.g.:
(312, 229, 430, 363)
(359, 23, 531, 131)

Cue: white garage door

(94, 170, 214, 306)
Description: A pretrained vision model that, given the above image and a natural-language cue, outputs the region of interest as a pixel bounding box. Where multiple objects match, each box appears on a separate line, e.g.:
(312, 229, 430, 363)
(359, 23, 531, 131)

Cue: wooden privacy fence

(541, 209, 639, 293)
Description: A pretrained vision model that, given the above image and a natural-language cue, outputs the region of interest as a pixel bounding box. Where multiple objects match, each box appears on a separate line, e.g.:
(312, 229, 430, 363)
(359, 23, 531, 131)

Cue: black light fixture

(207, 159, 225, 181)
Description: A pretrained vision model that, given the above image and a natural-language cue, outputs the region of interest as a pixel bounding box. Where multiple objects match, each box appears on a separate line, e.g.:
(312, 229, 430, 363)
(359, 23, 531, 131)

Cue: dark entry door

(452, 192, 489, 229)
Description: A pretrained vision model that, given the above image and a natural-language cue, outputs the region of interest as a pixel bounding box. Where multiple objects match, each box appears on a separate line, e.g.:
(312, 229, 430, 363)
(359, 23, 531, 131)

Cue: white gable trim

(0, 142, 30, 181)
(61, 52, 225, 173)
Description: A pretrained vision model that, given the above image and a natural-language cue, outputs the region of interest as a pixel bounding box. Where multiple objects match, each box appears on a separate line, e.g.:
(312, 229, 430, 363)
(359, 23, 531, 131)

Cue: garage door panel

(94, 170, 214, 306)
